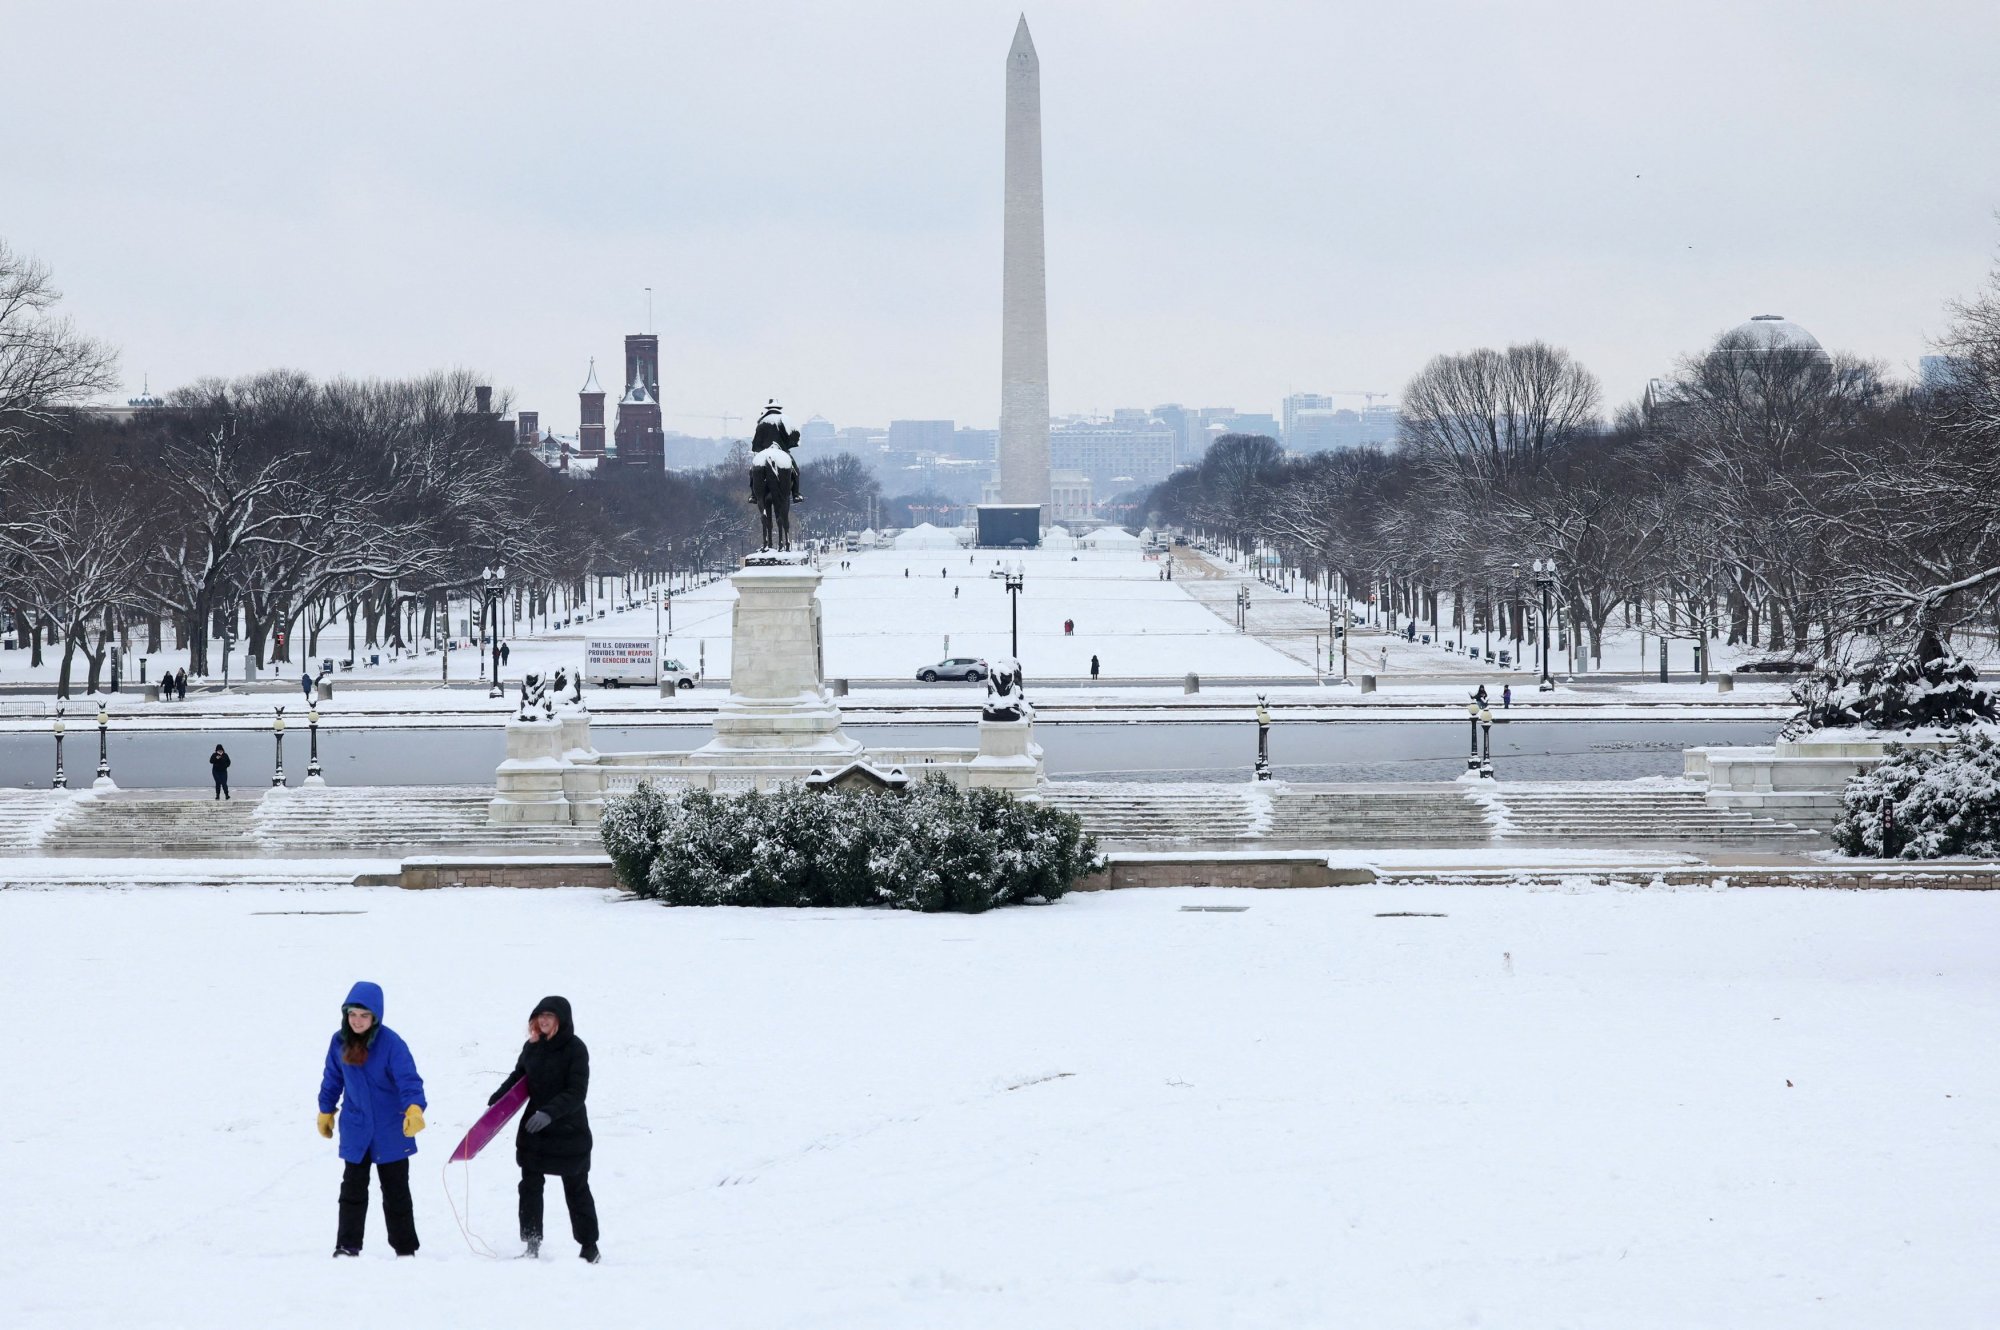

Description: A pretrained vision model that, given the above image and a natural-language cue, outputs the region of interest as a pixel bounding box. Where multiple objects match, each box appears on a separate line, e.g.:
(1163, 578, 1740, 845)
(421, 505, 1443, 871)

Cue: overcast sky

(7, 0, 1999, 433)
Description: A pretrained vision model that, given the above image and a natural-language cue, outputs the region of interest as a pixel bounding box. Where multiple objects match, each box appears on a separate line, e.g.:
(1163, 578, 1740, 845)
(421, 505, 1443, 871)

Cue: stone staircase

(1044, 784, 1258, 841)
(1489, 784, 1820, 844)
(0, 791, 83, 852)
(255, 787, 600, 852)
(22, 787, 598, 858)
(41, 793, 262, 856)
(1264, 785, 1492, 844)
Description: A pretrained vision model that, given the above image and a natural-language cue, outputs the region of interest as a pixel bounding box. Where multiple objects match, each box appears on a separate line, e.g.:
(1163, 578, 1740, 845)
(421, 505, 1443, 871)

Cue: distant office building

(1361, 403, 1398, 446)
(1920, 355, 1968, 391)
(888, 419, 956, 454)
(1289, 404, 1399, 452)
(1050, 417, 1176, 491)
(1150, 404, 1201, 466)
(954, 426, 998, 462)
(800, 415, 837, 448)
(1282, 393, 1333, 443)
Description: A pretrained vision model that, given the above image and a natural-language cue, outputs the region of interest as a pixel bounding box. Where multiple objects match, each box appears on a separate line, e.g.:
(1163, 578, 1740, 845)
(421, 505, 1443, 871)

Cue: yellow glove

(403, 1104, 425, 1137)
(316, 1112, 335, 1139)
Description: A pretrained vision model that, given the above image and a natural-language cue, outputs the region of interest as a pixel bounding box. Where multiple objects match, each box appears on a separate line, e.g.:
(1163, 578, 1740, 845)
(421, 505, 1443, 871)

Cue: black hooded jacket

(489, 995, 592, 1173)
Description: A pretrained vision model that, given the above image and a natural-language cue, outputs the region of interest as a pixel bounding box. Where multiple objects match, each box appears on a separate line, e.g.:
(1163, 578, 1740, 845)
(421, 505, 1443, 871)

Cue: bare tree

(0, 239, 118, 448)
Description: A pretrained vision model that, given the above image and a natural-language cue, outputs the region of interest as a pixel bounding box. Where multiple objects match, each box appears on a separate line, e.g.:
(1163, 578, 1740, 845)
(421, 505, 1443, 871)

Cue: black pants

(337, 1153, 418, 1254)
(213, 773, 229, 799)
(520, 1167, 598, 1246)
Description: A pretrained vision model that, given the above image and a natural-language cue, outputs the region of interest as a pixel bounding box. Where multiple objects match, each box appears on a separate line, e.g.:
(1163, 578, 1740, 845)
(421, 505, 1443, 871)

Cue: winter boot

(523, 1236, 541, 1259)
(580, 1243, 600, 1264)
(332, 1246, 360, 1258)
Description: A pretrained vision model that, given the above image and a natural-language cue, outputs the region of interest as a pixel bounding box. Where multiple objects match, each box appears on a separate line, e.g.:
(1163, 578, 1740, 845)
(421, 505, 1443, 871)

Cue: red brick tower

(578, 359, 606, 458)
(613, 334, 663, 470)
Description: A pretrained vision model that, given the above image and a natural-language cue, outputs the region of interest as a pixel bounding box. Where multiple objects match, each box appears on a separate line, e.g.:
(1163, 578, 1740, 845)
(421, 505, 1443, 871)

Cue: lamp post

(1004, 563, 1025, 658)
(1479, 705, 1495, 778)
(1236, 584, 1251, 633)
(1532, 558, 1557, 692)
(483, 565, 507, 698)
(94, 702, 113, 789)
(304, 701, 324, 786)
(1465, 699, 1482, 775)
(271, 705, 287, 787)
(52, 707, 66, 789)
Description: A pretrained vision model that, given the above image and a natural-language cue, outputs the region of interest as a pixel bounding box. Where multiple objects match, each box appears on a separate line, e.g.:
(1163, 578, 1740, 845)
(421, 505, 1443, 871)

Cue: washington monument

(998, 15, 1051, 524)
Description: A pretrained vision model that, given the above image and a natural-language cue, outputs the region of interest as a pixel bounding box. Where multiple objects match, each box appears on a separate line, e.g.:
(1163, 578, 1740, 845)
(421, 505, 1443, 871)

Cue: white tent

(1042, 524, 1076, 550)
(1080, 526, 1142, 550)
(854, 528, 882, 549)
(892, 522, 961, 551)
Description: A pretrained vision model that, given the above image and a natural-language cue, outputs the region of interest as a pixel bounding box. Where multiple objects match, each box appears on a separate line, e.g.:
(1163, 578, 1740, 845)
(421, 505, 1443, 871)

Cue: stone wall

(401, 857, 620, 890)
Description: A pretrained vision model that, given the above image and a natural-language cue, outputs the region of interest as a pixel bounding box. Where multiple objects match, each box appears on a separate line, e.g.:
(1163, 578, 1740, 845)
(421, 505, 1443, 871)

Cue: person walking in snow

(1502, 684, 1512, 709)
(489, 996, 599, 1263)
(499, 641, 510, 668)
(317, 980, 427, 1257)
(1090, 654, 1100, 681)
(300, 667, 314, 702)
(174, 668, 187, 701)
(209, 744, 232, 800)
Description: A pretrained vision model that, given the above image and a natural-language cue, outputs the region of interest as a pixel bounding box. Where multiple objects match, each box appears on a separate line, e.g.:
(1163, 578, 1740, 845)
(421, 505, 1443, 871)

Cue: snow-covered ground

(4, 882, 1994, 1327)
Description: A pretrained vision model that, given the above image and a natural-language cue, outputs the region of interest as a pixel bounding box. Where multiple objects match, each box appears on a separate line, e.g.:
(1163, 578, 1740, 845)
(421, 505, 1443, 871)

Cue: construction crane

(667, 412, 743, 435)
(1326, 390, 1391, 406)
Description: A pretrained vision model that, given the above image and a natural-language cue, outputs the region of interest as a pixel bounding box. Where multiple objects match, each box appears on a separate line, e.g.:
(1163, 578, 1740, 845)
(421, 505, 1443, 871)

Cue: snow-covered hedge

(600, 777, 1099, 911)
(1786, 630, 1995, 737)
(1832, 732, 2000, 859)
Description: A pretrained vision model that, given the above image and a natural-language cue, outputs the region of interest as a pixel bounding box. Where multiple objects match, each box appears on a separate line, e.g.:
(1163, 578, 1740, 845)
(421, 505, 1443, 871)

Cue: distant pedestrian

(210, 744, 232, 800)
(953, 586, 959, 599)
(1473, 684, 1489, 708)
(499, 642, 510, 667)
(301, 668, 314, 701)
(175, 668, 187, 701)
(941, 567, 947, 578)
(1090, 654, 1100, 681)
(1502, 684, 1512, 709)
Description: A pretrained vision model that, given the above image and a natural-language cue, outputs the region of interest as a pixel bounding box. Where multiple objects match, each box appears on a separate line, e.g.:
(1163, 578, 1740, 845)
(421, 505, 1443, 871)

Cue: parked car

(1740, 657, 1811, 673)
(917, 657, 989, 683)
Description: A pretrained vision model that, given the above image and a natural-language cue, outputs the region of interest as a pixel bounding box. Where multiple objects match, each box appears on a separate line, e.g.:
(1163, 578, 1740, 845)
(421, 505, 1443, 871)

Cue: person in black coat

(489, 995, 598, 1262)
(210, 744, 232, 799)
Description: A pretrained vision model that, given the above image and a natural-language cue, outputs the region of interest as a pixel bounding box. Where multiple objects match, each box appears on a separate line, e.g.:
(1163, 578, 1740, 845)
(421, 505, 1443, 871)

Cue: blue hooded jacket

(317, 981, 427, 1164)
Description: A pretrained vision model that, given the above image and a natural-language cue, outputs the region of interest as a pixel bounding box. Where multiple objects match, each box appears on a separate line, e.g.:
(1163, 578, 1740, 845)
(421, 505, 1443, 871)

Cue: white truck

(585, 638, 699, 690)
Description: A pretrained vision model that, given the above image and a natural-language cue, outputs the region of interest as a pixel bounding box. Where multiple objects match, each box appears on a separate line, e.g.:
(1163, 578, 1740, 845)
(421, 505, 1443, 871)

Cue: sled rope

(442, 1156, 507, 1260)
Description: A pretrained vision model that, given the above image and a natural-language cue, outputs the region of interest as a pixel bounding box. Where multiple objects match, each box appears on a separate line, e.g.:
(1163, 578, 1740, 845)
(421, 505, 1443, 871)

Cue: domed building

(1720, 313, 1826, 357)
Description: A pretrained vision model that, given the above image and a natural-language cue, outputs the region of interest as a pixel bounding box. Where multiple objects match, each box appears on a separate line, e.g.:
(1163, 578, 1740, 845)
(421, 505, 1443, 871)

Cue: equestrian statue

(749, 399, 803, 551)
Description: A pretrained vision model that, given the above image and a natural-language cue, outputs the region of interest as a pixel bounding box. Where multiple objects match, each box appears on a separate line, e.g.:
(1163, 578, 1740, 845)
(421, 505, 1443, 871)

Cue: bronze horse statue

(748, 401, 802, 550)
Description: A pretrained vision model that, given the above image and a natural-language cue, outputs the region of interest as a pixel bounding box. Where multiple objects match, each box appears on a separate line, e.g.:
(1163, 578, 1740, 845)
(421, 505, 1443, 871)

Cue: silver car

(917, 657, 989, 683)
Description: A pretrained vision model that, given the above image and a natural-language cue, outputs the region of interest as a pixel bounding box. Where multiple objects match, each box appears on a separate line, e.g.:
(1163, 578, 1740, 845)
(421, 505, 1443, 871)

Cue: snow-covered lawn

(3, 882, 1994, 1327)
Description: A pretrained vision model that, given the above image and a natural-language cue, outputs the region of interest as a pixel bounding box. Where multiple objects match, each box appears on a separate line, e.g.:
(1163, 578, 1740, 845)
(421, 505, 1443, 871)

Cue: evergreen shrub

(1833, 732, 2000, 859)
(1786, 629, 1996, 737)
(599, 776, 1099, 911)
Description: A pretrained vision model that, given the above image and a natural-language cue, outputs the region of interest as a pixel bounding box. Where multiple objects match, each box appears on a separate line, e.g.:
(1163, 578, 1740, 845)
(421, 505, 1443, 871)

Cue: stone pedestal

(695, 560, 862, 762)
(968, 717, 1044, 795)
(489, 718, 571, 824)
(557, 706, 603, 822)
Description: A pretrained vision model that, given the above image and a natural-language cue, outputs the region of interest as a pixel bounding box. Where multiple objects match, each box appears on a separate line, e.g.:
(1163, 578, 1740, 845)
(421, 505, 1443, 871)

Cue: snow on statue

(749, 399, 803, 551)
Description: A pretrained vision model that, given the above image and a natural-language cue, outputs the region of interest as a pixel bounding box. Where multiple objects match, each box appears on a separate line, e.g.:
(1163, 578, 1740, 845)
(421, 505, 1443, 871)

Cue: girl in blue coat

(316, 980, 427, 1256)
